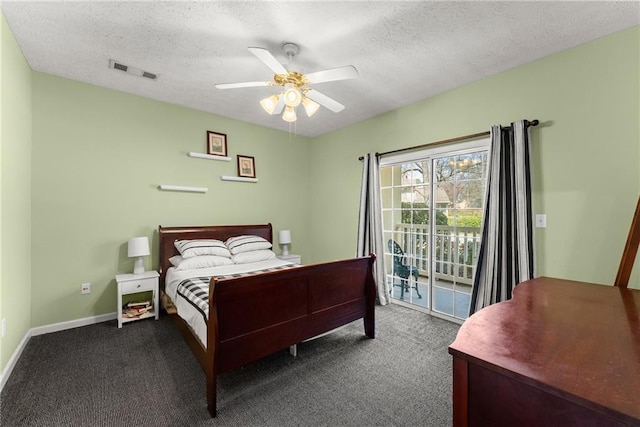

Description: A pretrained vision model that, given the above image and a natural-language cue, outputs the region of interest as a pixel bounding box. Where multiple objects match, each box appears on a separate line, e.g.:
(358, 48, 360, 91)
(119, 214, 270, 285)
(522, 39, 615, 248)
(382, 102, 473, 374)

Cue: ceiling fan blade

(248, 47, 288, 75)
(306, 65, 359, 84)
(215, 81, 271, 89)
(305, 89, 345, 113)
(273, 95, 285, 115)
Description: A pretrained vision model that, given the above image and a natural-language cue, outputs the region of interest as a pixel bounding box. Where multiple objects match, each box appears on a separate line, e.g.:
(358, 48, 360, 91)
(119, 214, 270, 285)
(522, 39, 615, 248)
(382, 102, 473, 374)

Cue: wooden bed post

(206, 354, 217, 417)
(364, 253, 376, 339)
(206, 279, 219, 417)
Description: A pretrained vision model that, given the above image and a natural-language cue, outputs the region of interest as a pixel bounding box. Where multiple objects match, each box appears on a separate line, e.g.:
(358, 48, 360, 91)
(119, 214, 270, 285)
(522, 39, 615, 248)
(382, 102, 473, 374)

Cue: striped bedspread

(176, 263, 296, 322)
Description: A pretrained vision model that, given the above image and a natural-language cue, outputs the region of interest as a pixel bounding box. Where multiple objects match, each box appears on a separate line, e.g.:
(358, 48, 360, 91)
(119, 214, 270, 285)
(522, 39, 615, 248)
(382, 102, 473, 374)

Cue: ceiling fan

(215, 43, 359, 123)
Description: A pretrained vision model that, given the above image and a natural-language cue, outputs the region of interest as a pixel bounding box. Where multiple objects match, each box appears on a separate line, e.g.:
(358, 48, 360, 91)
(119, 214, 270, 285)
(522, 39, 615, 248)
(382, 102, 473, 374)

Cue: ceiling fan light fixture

(301, 97, 320, 117)
(282, 105, 297, 122)
(283, 86, 302, 107)
(260, 94, 281, 114)
(217, 44, 358, 124)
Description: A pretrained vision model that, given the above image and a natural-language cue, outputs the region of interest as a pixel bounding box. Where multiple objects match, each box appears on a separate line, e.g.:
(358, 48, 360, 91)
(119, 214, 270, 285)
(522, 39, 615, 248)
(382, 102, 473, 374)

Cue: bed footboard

(206, 254, 376, 417)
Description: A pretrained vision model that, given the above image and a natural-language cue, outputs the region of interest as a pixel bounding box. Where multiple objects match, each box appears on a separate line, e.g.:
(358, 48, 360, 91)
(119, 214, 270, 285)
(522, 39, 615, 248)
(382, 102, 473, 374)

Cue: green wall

(1, 11, 32, 372)
(310, 26, 640, 288)
(30, 74, 311, 326)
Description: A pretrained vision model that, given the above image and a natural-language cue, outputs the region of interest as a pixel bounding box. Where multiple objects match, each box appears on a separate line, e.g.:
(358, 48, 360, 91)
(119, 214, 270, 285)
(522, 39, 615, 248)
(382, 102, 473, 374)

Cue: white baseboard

(0, 312, 117, 393)
(0, 328, 31, 392)
(30, 312, 117, 336)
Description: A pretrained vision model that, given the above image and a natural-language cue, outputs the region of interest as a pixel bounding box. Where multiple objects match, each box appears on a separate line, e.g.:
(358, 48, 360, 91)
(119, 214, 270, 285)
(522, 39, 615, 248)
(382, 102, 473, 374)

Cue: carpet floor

(0, 304, 460, 426)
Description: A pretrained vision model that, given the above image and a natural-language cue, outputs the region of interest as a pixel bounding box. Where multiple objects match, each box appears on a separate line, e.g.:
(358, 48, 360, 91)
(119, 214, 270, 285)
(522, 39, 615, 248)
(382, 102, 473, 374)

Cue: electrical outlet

(2, 318, 6, 338)
(535, 214, 547, 228)
(81, 283, 91, 294)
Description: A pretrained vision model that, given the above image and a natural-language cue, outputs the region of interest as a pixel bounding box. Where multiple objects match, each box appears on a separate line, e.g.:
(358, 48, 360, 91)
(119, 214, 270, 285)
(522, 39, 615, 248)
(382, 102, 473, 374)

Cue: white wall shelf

(158, 185, 208, 193)
(188, 152, 231, 162)
(220, 176, 259, 183)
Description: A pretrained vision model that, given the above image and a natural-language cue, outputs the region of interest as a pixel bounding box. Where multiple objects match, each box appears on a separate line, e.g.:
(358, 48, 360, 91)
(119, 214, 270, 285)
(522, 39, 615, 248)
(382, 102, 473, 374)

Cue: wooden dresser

(449, 277, 640, 426)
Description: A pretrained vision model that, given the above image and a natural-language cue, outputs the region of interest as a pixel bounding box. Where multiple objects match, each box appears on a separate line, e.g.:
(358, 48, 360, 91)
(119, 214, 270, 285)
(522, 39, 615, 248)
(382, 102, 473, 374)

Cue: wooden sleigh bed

(158, 223, 376, 417)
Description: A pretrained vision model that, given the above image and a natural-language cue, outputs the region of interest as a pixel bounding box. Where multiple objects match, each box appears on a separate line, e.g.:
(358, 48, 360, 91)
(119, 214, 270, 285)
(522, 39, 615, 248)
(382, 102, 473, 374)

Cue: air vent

(112, 62, 128, 72)
(109, 59, 158, 81)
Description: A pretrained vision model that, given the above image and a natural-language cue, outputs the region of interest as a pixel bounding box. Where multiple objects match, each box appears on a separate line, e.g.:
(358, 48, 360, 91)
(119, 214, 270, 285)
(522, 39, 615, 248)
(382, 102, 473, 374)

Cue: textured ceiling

(1, 1, 638, 137)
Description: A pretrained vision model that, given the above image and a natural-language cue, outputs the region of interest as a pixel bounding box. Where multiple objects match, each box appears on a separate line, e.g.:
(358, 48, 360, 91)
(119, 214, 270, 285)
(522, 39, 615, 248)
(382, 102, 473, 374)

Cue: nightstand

(277, 253, 302, 265)
(115, 270, 159, 328)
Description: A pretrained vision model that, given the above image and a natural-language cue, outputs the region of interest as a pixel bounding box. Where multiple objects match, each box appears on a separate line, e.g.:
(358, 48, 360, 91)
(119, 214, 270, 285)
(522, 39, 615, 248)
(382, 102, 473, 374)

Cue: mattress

(165, 259, 294, 347)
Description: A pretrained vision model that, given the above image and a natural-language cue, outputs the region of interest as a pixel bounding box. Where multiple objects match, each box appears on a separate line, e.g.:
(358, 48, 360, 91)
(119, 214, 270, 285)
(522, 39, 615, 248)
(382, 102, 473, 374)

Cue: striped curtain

(357, 153, 388, 305)
(469, 120, 535, 315)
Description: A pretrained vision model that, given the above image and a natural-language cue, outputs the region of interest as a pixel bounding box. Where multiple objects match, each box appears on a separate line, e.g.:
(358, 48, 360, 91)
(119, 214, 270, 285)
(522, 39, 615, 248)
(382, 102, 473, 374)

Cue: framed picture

(206, 131, 228, 157)
(237, 155, 256, 178)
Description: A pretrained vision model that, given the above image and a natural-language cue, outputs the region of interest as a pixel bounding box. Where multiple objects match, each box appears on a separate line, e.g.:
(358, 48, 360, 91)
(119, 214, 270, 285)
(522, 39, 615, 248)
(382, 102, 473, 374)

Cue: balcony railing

(392, 224, 482, 286)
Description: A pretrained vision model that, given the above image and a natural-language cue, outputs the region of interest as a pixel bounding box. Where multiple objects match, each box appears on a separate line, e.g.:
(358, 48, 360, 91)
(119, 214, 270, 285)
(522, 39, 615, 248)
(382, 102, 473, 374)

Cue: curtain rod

(358, 119, 539, 161)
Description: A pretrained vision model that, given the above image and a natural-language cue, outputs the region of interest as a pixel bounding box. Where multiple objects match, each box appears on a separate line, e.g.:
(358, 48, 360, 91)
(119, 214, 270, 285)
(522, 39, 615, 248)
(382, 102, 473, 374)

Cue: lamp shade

(283, 87, 302, 107)
(260, 94, 280, 115)
(282, 106, 297, 122)
(127, 237, 150, 257)
(302, 97, 320, 117)
(278, 230, 292, 245)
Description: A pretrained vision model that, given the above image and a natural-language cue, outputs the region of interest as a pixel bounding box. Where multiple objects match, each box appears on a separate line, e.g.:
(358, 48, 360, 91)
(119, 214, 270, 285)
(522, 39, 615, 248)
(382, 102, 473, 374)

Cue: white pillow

(169, 255, 183, 267)
(232, 249, 277, 264)
(174, 239, 231, 258)
(225, 235, 272, 255)
(172, 255, 234, 271)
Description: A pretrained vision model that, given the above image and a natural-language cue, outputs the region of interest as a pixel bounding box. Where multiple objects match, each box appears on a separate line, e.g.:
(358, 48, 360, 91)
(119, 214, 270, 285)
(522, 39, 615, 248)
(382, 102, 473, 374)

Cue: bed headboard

(157, 223, 273, 290)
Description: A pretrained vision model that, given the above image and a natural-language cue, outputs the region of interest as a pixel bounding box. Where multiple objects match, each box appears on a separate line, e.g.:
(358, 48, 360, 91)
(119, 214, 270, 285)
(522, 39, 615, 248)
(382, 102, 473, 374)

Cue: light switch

(535, 214, 547, 228)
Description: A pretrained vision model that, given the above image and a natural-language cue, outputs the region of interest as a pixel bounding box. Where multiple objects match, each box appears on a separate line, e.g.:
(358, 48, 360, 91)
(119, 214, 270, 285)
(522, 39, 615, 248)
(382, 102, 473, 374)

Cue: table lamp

(128, 236, 150, 274)
(278, 230, 292, 256)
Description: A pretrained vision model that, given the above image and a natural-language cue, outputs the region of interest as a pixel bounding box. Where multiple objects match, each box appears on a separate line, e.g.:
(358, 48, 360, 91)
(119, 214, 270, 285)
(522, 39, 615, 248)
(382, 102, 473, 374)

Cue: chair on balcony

(388, 239, 422, 299)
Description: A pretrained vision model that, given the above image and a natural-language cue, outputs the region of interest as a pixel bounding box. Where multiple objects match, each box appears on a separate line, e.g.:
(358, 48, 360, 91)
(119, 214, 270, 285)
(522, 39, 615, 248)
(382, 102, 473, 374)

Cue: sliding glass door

(380, 140, 489, 321)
